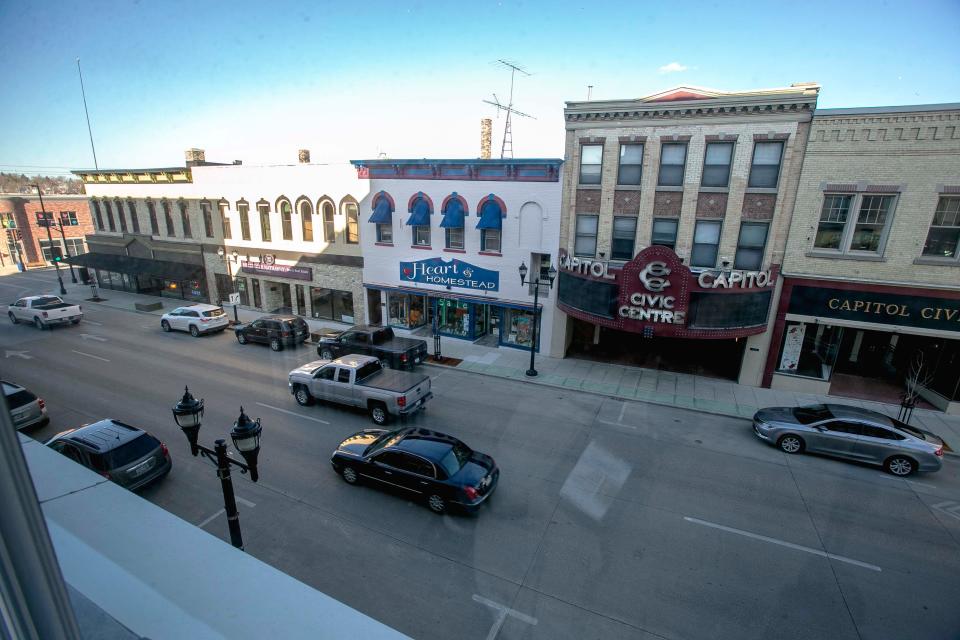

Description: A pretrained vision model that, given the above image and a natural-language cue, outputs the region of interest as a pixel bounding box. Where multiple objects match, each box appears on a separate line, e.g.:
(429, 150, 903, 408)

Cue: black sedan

(330, 427, 499, 514)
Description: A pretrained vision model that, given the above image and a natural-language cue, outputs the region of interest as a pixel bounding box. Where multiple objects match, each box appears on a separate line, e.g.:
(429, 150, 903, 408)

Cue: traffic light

(51, 246, 63, 262)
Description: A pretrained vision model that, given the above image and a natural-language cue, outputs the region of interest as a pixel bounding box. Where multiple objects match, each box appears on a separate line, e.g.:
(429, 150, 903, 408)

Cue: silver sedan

(753, 404, 945, 476)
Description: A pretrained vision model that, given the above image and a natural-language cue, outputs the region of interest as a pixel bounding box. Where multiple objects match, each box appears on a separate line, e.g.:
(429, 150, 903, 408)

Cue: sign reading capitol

(399, 257, 500, 292)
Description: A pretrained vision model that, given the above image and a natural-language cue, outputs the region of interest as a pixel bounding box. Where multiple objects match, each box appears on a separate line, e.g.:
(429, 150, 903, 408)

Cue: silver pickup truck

(288, 355, 432, 425)
(8, 295, 83, 329)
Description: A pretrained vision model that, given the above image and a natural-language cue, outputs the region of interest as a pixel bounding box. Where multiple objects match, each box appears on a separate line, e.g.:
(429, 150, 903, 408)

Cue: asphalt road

(3, 270, 960, 640)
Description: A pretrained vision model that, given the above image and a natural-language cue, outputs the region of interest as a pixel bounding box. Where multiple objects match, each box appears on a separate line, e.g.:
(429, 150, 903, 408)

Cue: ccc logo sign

(639, 261, 671, 292)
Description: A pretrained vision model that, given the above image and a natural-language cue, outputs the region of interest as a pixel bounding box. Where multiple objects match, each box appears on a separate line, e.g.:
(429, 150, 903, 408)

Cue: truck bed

(357, 369, 429, 394)
(375, 336, 426, 354)
(34, 302, 75, 311)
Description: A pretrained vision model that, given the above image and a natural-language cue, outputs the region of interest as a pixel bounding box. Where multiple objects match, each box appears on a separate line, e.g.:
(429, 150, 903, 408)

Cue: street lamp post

(518, 261, 557, 377)
(172, 387, 262, 550)
(32, 185, 67, 295)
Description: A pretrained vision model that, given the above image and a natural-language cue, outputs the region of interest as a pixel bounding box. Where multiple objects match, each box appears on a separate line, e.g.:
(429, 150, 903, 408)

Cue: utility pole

(76, 58, 98, 170)
(32, 185, 67, 295)
(53, 218, 78, 283)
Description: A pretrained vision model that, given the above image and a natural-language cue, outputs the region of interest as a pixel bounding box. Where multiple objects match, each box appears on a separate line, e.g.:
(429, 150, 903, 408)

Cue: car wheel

(9, 312, 18, 324)
(341, 466, 359, 484)
(427, 494, 446, 514)
(777, 434, 804, 454)
(369, 402, 389, 426)
(294, 385, 314, 406)
(161, 320, 171, 332)
(885, 455, 916, 477)
(236, 332, 247, 345)
(320, 348, 334, 360)
(270, 337, 282, 352)
(71, 318, 81, 325)
(33, 317, 45, 330)
(189, 325, 200, 337)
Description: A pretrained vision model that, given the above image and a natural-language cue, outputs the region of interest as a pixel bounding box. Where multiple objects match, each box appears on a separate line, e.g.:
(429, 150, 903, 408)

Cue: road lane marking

(5, 350, 32, 359)
(472, 594, 537, 640)
(236, 496, 256, 508)
(684, 516, 882, 572)
(198, 509, 225, 528)
(618, 401, 628, 423)
(82, 320, 103, 326)
(931, 501, 960, 521)
(255, 402, 330, 424)
(71, 349, 110, 362)
(79, 333, 107, 342)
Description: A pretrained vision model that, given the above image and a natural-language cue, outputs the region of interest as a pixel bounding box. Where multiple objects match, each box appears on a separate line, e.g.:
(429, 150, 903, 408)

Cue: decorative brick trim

(821, 181, 902, 193)
(576, 189, 602, 213)
(579, 136, 606, 145)
(440, 193, 469, 215)
(407, 192, 434, 213)
(618, 135, 647, 143)
(410, 244, 432, 250)
(742, 193, 776, 219)
(753, 133, 790, 141)
(939, 185, 960, 194)
(443, 248, 466, 253)
(653, 191, 682, 217)
(659, 134, 691, 142)
(865, 184, 901, 193)
(372, 191, 396, 212)
(613, 190, 642, 215)
(704, 134, 739, 142)
(695, 192, 728, 218)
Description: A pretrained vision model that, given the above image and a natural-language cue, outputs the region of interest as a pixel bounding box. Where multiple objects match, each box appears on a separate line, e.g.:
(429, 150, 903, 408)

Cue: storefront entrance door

(367, 290, 383, 326)
(281, 283, 292, 312)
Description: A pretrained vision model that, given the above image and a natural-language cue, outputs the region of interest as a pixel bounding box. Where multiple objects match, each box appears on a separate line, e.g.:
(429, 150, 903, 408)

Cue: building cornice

(349, 158, 562, 182)
(73, 168, 193, 185)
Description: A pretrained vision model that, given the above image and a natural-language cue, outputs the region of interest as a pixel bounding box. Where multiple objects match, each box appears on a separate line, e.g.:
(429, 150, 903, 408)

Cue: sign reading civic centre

(399, 257, 499, 291)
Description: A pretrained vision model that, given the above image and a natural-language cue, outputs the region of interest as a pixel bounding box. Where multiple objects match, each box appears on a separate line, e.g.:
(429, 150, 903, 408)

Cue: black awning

(67, 253, 204, 280)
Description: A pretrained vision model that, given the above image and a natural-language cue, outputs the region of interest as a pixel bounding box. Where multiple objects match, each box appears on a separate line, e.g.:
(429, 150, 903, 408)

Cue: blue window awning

(439, 197, 465, 229)
(476, 198, 503, 230)
(405, 197, 431, 226)
(368, 195, 393, 224)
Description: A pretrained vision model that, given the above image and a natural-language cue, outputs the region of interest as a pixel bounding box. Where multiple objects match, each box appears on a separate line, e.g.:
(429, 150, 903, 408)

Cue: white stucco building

(351, 158, 564, 356)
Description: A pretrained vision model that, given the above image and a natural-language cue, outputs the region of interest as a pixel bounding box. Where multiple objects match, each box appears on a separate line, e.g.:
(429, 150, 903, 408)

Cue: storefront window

(502, 308, 538, 350)
(236, 277, 250, 306)
(311, 287, 355, 323)
(387, 293, 426, 329)
(776, 322, 843, 380)
(437, 298, 471, 337)
(252, 279, 262, 308)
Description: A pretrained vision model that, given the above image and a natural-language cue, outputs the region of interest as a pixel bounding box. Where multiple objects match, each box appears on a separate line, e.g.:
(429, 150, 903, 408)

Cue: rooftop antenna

(482, 60, 534, 158)
(587, 85, 593, 100)
(76, 58, 98, 170)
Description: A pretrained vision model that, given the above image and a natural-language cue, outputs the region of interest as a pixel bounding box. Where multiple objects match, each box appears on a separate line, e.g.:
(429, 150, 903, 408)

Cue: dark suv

(234, 314, 310, 351)
(46, 419, 172, 491)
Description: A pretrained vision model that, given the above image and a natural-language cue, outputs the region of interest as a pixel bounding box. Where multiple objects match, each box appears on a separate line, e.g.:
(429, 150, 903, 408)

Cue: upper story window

(299, 199, 313, 242)
(257, 201, 271, 242)
(701, 142, 734, 188)
(60, 211, 78, 226)
(369, 191, 394, 244)
(343, 200, 359, 244)
(691, 220, 722, 267)
(277, 199, 293, 241)
(147, 200, 159, 235)
(126, 200, 140, 233)
(748, 141, 784, 189)
(813, 193, 897, 255)
(407, 193, 432, 247)
(237, 200, 251, 241)
(651, 218, 678, 250)
(219, 199, 231, 240)
(440, 195, 465, 250)
(734, 221, 769, 270)
(579, 144, 603, 185)
(115, 199, 127, 232)
(476, 195, 503, 254)
(657, 143, 687, 187)
(201, 200, 214, 238)
(103, 199, 116, 232)
(161, 200, 174, 237)
(574, 214, 599, 257)
(178, 200, 192, 238)
(91, 200, 103, 230)
(611, 216, 637, 261)
(617, 144, 643, 186)
(922, 196, 960, 261)
(321, 201, 335, 243)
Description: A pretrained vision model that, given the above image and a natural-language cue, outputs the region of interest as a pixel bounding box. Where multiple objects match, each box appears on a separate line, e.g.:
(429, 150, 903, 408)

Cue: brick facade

(0, 195, 94, 267)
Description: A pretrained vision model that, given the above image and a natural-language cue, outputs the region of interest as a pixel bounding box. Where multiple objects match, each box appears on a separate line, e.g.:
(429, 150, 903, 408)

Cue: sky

(1, 0, 958, 176)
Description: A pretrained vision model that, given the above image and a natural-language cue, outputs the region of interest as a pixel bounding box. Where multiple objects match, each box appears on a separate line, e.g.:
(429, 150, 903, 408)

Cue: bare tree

(899, 350, 935, 423)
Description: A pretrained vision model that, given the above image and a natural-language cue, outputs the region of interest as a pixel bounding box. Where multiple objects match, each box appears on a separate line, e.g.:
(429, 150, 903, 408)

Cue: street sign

(228, 293, 240, 305)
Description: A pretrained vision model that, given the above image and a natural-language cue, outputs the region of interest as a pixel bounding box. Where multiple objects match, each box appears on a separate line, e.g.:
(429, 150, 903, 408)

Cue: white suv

(160, 304, 229, 337)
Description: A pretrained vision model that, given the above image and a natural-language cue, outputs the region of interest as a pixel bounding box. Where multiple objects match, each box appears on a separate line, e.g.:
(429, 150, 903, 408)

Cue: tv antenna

(482, 60, 534, 158)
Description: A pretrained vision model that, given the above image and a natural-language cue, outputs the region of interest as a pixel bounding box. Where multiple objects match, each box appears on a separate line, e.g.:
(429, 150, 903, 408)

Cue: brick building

(765, 103, 960, 413)
(552, 84, 820, 384)
(0, 195, 93, 269)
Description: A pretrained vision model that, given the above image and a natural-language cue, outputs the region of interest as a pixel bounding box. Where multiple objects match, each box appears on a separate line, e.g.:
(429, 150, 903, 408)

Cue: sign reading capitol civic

(240, 260, 313, 281)
(399, 257, 499, 292)
(557, 246, 777, 339)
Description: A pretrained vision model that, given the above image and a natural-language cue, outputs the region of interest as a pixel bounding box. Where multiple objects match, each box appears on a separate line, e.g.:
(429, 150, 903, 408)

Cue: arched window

(126, 199, 140, 233)
(342, 197, 359, 244)
(369, 191, 395, 244)
(278, 198, 293, 241)
(440, 193, 467, 250)
(178, 199, 192, 238)
(218, 199, 231, 240)
(103, 198, 116, 232)
(477, 194, 505, 254)
(257, 199, 271, 242)
(115, 198, 127, 233)
(91, 200, 103, 230)
(161, 199, 174, 237)
(406, 192, 432, 247)
(146, 199, 159, 235)
(321, 200, 335, 243)
(298, 199, 314, 242)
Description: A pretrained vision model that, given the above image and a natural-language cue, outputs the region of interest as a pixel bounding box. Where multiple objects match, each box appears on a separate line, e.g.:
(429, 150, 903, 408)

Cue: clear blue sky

(1, 0, 958, 175)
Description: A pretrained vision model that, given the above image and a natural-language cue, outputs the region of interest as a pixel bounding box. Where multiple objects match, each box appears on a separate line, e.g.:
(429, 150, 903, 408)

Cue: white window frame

(574, 214, 599, 257)
(376, 223, 393, 244)
(413, 225, 431, 247)
(480, 228, 500, 253)
(813, 192, 898, 256)
(747, 141, 785, 189)
(733, 221, 769, 270)
(617, 144, 643, 186)
(445, 226, 464, 250)
(690, 220, 723, 268)
(579, 144, 603, 185)
(610, 216, 637, 261)
(921, 196, 960, 262)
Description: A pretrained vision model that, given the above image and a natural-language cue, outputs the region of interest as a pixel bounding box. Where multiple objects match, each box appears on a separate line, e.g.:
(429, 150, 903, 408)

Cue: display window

(501, 308, 539, 350)
(387, 293, 427, 329)
(437, 298, 471, 337)
(776, 322, 843, 380)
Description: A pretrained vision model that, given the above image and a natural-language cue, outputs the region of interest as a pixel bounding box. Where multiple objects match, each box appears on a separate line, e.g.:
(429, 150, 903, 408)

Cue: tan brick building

(766, 103, 960, 413)
(552, 84, 820, 385)
(0, 194, 93, 269)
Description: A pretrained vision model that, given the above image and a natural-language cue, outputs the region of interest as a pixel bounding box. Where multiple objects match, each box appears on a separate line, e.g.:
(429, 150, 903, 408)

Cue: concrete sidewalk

(14, 268, 960, 450)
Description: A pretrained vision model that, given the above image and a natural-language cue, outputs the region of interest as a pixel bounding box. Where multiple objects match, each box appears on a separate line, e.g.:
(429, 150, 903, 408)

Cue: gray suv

(3, 380, 49, 431)
(46, 420, 172, 490)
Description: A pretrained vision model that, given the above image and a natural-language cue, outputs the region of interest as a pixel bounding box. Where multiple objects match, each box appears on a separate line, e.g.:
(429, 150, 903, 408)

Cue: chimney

(185, 148, 205, 167)
(298, 149, 311, 164)
(233, 160, 242, 165)
(480, 119, 492, 159)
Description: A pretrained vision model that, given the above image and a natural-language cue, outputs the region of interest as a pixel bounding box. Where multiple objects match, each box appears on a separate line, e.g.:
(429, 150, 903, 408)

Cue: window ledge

(374, 242, 394, 247)
(805, 250, 886, 262)
(443, 248, 466, 253)
(614, 184, 643, 191)
(655, 186, 684, 192)
(478, 251, 502, 257)
(745, 187, 779, 194)
(913, 257, 960, 266)
(577, 184, 602, 190)
(698, 186, 730, 193)
(410, 245, 432, 250)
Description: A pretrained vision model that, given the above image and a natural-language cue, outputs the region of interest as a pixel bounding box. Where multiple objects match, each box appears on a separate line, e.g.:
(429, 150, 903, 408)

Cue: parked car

(234, 314, 309, 351)
(330, 426, 498, 514)
(46, 419, 172, 490)
(2, 380, 49, 430)
(161, 303, 230, 337)
(753, 403, 944, 476)
(8, 295, 82, 329)
(288, 355, 432, 425)
(316, 325, 428, 370)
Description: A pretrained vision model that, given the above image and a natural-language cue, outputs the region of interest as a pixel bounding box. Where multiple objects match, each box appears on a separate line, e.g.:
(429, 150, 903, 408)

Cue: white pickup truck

(8, 295, 83, 330)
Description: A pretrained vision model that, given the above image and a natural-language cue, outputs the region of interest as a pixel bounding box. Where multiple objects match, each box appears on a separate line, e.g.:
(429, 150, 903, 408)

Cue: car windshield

(4, 388, 37, 409)
(364, 430, 403, 456)
(355, 362, 382, 382)
(793, 404, 834, 424)
(106, 434, 160, 468)
(437, 441, 473, 478)
(894, 420, 927, 440)
(202, 309, 225, 317)
(33, 296, 61, 306)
